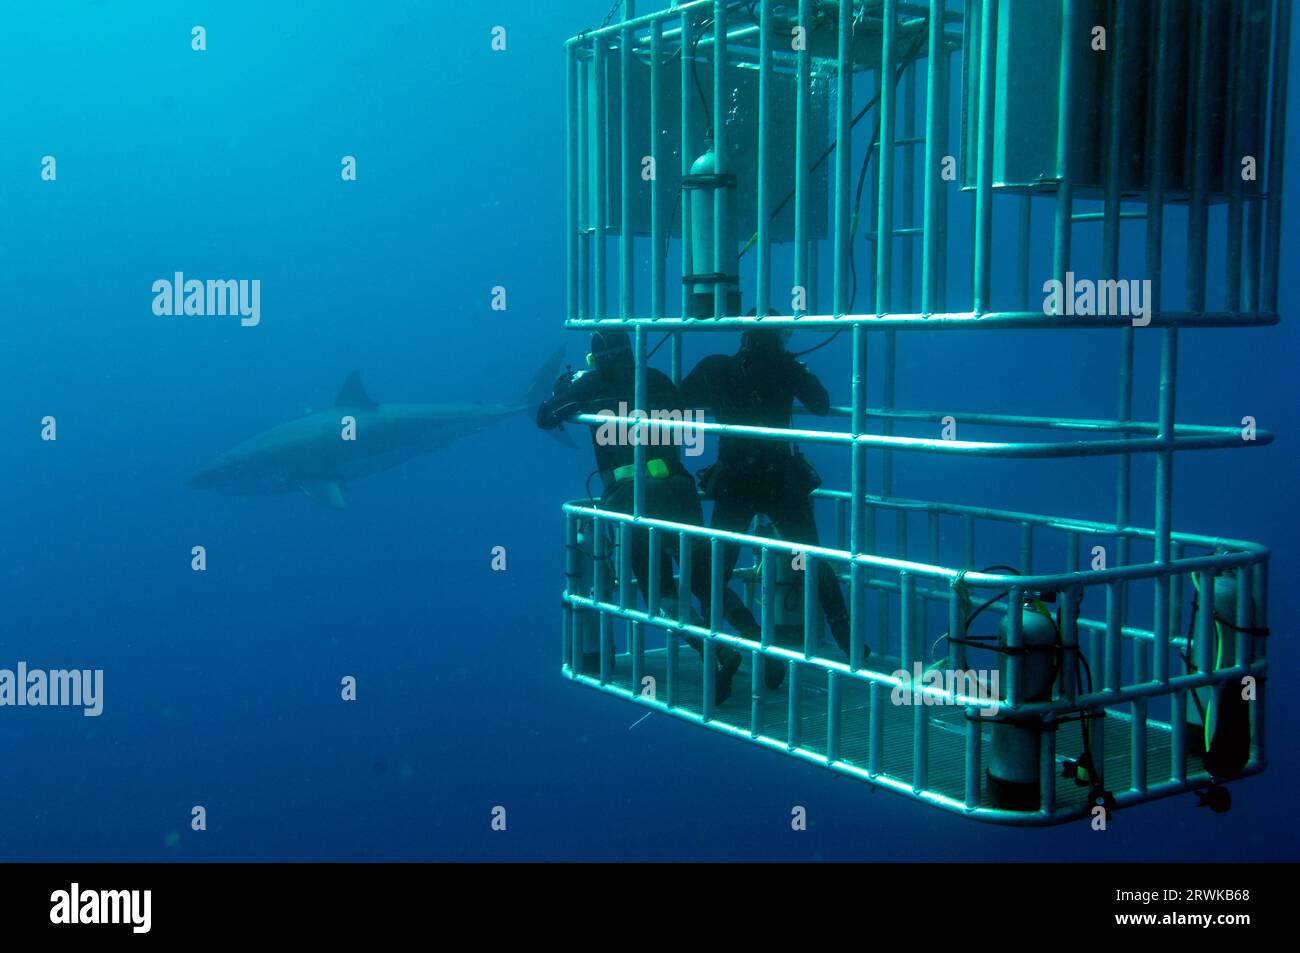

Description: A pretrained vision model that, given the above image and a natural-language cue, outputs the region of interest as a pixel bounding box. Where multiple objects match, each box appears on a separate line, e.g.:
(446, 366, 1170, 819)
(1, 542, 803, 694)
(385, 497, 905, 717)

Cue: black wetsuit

(537, 363, 760, 678)
(682, 348, 854, 657)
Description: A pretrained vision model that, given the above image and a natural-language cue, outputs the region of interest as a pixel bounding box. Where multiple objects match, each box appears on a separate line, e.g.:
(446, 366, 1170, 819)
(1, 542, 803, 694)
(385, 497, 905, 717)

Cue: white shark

(186, 347, 567, 508)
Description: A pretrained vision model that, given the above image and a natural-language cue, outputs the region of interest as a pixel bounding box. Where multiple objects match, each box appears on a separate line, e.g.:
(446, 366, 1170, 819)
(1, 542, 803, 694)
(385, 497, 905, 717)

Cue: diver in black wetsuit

(683, 328, 863, 688)
(536, 328, 755, 705)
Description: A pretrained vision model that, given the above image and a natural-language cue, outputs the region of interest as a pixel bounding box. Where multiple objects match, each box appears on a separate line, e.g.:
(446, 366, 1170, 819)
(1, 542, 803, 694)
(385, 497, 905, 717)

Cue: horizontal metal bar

(561, 501, 1267, 591)
(570, 411, 1273, 458)
(808, 490, 1270, 557)
(561, 667, 1264, 827)
(567, 310, 1279, 329)
(567, 0, 964, 45)
(815, 406, 1245, 440)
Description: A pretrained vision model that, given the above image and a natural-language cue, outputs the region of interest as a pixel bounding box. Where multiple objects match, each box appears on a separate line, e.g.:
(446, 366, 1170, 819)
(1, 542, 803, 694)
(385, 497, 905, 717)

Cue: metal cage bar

(557, 0, 1281, 826)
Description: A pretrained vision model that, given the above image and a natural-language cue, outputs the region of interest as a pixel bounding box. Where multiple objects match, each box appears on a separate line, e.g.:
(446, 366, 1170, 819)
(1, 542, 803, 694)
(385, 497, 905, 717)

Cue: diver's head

(739, 327, 791, 363)
(587, 328, 633, 371)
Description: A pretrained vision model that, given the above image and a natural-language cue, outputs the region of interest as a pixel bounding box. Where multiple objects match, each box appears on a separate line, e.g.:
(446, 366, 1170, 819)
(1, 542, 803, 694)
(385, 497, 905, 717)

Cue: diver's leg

(709, 477, 758, 589)
(656, 476, 744, 703)
(710, 478, 794, 689)
(770, 493, 860, 660)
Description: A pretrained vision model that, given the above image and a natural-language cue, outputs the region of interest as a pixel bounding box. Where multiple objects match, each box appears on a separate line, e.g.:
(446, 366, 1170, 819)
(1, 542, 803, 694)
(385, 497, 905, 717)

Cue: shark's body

(187, 348, 566, 508)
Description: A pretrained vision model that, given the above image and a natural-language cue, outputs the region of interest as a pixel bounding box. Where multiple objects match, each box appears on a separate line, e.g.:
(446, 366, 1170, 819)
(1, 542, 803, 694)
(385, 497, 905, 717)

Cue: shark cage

(556, 0, 1288, 825)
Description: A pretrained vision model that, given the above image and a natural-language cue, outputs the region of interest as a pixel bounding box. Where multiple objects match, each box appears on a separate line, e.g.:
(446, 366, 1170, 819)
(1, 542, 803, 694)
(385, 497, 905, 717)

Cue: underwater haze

(2, 0, 1299, 862)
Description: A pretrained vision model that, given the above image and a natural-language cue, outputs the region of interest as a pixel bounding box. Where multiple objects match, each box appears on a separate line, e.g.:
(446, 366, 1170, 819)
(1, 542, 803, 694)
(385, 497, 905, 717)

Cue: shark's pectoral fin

(301, 480, 347, 509)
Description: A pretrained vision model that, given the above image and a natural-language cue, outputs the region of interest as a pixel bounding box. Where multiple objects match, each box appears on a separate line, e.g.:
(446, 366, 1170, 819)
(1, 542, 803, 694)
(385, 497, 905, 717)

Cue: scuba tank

(685, 141, 741, 319)
(987, 596, 1060, 811)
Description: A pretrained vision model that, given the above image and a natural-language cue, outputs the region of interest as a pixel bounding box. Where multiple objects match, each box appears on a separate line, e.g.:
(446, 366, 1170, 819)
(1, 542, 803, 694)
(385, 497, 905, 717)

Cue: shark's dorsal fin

(335, 370, 378, 410)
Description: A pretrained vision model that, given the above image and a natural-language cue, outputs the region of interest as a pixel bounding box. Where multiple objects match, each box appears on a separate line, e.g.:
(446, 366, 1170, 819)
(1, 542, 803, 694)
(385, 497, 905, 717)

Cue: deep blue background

(1, 1, 1297, 860)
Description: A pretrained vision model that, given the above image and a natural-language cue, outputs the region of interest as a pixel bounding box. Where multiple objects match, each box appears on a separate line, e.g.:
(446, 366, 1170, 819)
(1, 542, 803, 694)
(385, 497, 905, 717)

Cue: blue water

(2, 1, 1297, 861)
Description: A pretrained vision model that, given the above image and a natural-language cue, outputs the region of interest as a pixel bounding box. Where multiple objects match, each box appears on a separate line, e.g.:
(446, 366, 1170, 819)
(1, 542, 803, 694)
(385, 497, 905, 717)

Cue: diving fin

(1203, 679, 1251, 781)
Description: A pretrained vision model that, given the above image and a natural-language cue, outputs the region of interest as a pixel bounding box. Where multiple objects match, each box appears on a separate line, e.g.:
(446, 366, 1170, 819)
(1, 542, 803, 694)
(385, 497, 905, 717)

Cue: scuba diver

(536, 328, 757, 705)
(683, 327, 862, 688)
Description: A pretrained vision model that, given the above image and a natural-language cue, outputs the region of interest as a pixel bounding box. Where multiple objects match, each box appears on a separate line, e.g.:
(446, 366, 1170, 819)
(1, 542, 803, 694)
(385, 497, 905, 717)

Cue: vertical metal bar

(651, 18, 665, 322)
(1105, 579, 1121, 691)
(753, 545, 774, 737)
(948, 582, 965, 675)
(972, 0, 998, 314)
(1252, 560, 1269, 766)
(566, 43, 579, 322)
(1018, 523, 1032, 575)
(646, 530, 661, 618)
(1235, 564, 1252, 672)
(787, 663, 801, 750)
(704, 537, 722, 722)
(563, 512, 577, 669)
(832, 0, 852, 316)
(900, 572, 916, 669)
(868, 680, 883, 777)
(936, 44, 951, 311)
(913, 691, 928, 793)
(803, 553, 820, 659)
(794, 0, 811, 315)
(878, 0, 898, 511)
(578, 46, 591, 321)
(1264, 0, 1293, 312)
(756, 0, 773, 317)
(637, 525, 657, 697)
(902, 39, 917, 312)
(1051, 0, 1076, 295)
(671, 530, 689, 708)
(593, 37, 608, 320)
(595, 518, 613, 684)
(1004, 586, 1024, 709)
(1105, 0, 1135, 620)
(620, 13, 634, 322)
(1172, 669, 1187, 782)
(712, 1, 729, 319)
(680, 11, 695, 328)
(826, 670, 842, 763)
(964, 704, 982, 810)
(921, 0, 943, 314)
(850, 328, 868, 671)
(619, 522, 632, 611)
(1225, 0, 1245, 312)
(633, 328, 648, 521)
(878, 0, 899, 310)
(1039, 720, 1057, 816)
(1059, 586, 1079, 702)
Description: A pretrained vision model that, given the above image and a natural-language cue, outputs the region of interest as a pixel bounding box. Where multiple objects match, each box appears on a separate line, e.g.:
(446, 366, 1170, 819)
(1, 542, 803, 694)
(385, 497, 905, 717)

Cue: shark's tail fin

(524, 345, 577, 447)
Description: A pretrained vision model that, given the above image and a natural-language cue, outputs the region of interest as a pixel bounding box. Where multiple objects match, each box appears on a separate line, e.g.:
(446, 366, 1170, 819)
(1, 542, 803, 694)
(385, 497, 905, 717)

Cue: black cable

(780, 33, 928, 357)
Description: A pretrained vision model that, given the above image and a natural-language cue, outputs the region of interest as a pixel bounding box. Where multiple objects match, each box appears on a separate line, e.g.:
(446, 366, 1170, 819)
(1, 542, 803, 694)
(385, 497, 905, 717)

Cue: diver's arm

(536, 369, 599, 429)
(791, 360, 831, 416)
